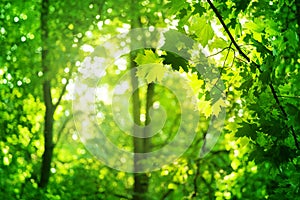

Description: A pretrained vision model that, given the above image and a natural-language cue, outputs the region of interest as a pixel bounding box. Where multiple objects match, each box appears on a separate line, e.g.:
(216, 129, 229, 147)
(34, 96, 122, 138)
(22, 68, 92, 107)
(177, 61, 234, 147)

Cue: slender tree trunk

(131, 81, 155, 200)
(130, 58, 144, 199)
(143, 82, 154, 186)
(131, 77, 155, 200)
(129, 1, 153, 198)
(39, 0, 54, 188)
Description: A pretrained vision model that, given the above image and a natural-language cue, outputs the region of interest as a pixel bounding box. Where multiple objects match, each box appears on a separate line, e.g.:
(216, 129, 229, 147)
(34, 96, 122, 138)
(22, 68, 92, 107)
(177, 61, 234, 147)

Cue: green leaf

(198, 100, 212, 119)
(245, 18, 265, 33)
(256, 132, 268, 147)
(235, 0, 251, 13)
(209, 38, 228, 50)
(135, 50, 167, 84)
(136, 63, 167, 84)
(285, 30, 298, 49)
(236, 122, 258, 140)
(162, 52, 188, 72)
(192, 4, 206, 15)
(238, 78, 253, 90)
(189, 15, 214, 46)
(259, 71, 270, 84)
(134, 49, 164, 65)
(163, 0, 188, 16)
(211, 98, 226, 117)
(285, 103, 298, 115)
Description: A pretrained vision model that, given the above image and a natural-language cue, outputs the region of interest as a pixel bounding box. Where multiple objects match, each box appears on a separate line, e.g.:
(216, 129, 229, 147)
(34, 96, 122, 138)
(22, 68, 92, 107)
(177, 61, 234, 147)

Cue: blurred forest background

(1, 0, 300, 199)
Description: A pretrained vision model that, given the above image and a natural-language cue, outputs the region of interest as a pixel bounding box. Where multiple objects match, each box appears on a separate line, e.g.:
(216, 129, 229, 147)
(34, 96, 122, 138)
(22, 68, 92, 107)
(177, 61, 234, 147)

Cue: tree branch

(207, 0, 299, 150)
(207, 0, 250, 62)
(207, 45, 234, 58)
(160, 189, 174, 200)
(53, 115, 72, 147)
(277, 95, 300, 99)
(212, 42, 233, 90)
(54, 64, 75, 110)
(192, 162, 200, 198)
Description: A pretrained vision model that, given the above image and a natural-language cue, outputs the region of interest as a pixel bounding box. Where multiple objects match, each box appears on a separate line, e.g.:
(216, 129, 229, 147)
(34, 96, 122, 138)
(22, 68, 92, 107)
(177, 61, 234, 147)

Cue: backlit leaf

(189, 15, 214, 46)
(136, 63, 167, 84)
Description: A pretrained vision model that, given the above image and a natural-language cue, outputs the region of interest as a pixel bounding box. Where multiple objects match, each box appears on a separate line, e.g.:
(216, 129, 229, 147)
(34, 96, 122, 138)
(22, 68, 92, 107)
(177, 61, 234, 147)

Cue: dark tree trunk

(39, 80, 54, 188)
(39, 0, 54, 188)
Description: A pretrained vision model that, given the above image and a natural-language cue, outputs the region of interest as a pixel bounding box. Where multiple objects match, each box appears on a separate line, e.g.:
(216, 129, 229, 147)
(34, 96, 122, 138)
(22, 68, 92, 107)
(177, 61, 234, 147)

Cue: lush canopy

(1, 0, 299, 199)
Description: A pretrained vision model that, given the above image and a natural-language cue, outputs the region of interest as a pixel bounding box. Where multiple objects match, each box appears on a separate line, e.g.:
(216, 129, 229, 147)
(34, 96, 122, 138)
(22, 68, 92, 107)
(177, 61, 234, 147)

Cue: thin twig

(160, 189, 174, 200)
(206, 46, 234, 58)
(53, 115, 73, 147)
(212, 42, 233, 89)
(192, 162, 200, 197)
(277, 95, 300, 99)
(54, 64, 75, 110)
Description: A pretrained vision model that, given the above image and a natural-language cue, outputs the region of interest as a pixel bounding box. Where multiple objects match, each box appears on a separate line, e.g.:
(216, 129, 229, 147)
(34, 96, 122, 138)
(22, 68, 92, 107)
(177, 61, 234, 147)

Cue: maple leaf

(211, 98, 226, 117)
(136, 63, 167, 84)
(134, 49, 164, 65)
(189, 15, 214, 46)
(198, 100, 212, 119)
(135, 50, 167, 84)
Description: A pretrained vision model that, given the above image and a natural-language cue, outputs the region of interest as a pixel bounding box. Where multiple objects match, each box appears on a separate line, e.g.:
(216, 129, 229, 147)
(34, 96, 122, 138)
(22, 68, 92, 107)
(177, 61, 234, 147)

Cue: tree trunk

(39, 0, 54, 188)
(144, 83, 154, 155)
(129, 1, 152, 198)
(39, 81, 54, 188)
(131, 81, 155, 200)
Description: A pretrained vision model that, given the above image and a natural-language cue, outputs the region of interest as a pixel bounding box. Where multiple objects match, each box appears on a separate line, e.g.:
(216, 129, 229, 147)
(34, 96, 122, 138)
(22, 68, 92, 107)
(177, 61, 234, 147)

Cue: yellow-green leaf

(136, 63, 167, 84)
(134, 49, 163, 65)
(189, 15, 214, 46)
(198, 100, 212, 118)
(212, 98, 226, 117)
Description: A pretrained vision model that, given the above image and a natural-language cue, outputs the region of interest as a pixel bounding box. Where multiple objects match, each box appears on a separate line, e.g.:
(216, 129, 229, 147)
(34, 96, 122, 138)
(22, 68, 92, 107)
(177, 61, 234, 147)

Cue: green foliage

(1, 0, 299, 199)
